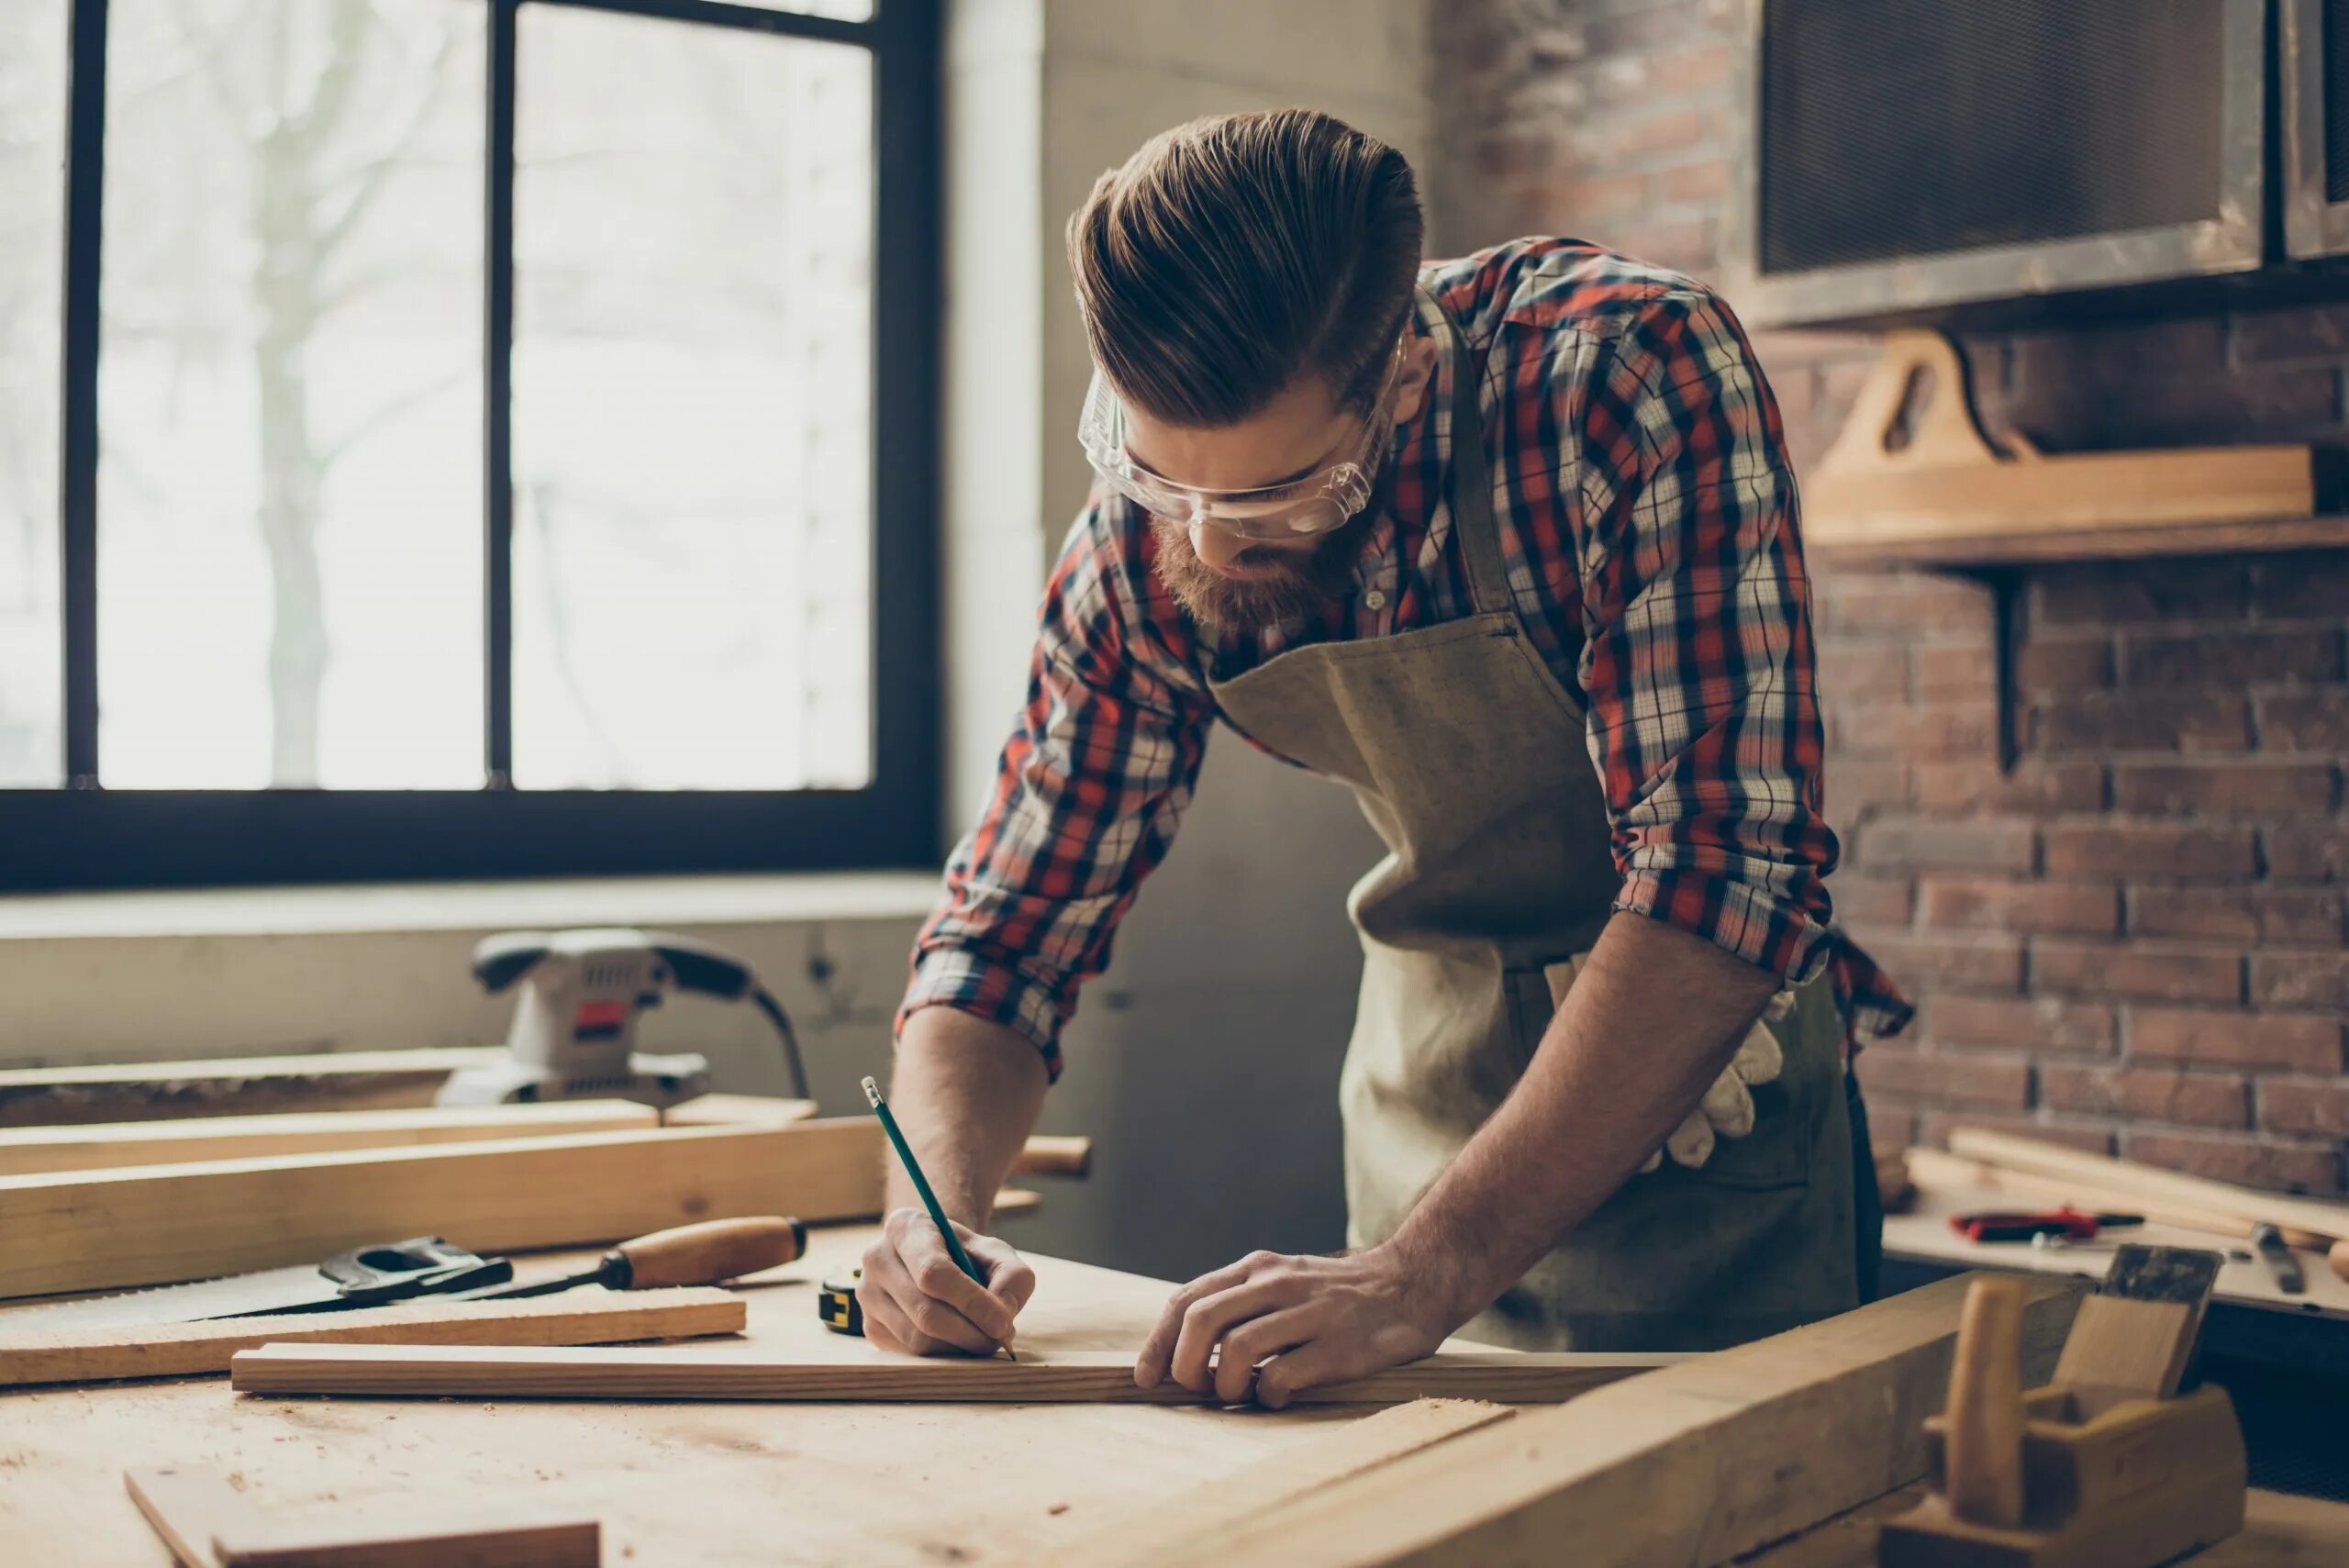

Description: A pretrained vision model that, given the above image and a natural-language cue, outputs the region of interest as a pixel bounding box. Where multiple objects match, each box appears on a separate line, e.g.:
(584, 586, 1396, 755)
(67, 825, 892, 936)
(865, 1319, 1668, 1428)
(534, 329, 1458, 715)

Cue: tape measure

(818, 1267, 863, 1336)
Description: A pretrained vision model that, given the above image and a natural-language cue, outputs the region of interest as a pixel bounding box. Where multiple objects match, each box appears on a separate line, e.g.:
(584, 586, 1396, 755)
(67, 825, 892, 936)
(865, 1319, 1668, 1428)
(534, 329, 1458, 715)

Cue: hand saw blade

(0, 1262, 351, 1334)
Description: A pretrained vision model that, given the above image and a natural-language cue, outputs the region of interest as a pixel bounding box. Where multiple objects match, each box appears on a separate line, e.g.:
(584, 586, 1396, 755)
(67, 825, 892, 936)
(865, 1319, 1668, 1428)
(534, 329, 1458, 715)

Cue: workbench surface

(6, 1225, 2345, 1566)
(0, 1226, 1361, 1566)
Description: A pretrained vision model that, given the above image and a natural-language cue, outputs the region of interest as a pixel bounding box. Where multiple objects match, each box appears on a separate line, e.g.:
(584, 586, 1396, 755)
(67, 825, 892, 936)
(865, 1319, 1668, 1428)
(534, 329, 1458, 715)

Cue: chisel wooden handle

(602, 1217, 807, 1290)
(1012, 1135, 1093, 1178)
(1943, 1276, 2026, 1528)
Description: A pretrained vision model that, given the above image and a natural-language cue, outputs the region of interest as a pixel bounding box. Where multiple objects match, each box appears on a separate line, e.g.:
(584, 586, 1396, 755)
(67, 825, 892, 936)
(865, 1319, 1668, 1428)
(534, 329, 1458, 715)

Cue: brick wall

(1434, 0, 2349, 1193)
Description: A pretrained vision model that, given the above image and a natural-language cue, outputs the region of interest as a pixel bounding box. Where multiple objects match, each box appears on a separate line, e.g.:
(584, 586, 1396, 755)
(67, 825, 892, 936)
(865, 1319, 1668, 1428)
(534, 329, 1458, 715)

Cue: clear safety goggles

(1075, 338, 1408, 540)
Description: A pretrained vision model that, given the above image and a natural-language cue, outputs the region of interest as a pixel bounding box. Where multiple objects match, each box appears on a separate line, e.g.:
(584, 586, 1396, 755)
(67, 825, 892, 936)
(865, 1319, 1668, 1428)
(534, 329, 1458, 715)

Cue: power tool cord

(751, 985, 812, 1102)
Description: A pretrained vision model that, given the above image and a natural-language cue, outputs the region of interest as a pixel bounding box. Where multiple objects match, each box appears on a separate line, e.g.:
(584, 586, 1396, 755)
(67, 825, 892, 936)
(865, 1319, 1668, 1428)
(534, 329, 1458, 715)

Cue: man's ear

(1388, 336, 1442, 426)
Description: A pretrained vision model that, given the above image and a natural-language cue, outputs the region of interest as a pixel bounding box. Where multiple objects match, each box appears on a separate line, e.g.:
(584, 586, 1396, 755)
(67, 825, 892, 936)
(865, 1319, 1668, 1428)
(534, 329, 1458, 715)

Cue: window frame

(15, 0, 941, 892)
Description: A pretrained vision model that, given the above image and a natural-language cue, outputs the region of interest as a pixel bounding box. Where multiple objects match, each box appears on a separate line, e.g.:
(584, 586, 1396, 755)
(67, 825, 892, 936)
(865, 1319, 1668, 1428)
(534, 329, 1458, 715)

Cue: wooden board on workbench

(0, 1100, 665, 1176)
(0, 1049, 505, 1128)
(227, 1343, 1673, 1406)
(1737, 1485, 2349, 1568)
(0, 1287, 745, 1388)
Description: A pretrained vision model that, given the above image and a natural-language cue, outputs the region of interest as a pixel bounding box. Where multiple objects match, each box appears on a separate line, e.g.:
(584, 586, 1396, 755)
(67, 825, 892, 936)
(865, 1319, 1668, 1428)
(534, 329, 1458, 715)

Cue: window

(1, 0, 939, 890)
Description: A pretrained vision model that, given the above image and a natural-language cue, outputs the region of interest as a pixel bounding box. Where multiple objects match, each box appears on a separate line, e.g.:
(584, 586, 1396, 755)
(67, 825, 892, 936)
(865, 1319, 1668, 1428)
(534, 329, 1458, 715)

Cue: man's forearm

(1385, 911, 1781, 1325)
(885, 1006, 1052, 1228)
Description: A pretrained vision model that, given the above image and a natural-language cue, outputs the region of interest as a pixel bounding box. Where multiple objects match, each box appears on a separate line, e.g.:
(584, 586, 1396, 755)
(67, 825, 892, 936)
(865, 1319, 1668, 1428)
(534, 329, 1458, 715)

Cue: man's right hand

(857, 1207, 1036, 1356)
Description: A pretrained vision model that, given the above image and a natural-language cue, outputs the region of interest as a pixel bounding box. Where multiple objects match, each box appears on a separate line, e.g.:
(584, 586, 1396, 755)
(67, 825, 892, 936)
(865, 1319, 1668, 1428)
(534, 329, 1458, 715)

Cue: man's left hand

(1131, 1244, 1456, 1408)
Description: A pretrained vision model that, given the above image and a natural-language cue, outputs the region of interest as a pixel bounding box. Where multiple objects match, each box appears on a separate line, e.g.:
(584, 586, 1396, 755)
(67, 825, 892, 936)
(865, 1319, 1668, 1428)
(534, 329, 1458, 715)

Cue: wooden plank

(0, 1118, 887, 1299)
(1812, 513, 2349, 570)
(1033, 1400, 1518, 1568)
(1905, 1147, 2264, 1239)
(1946, 1128, 2349, 1243)
(214, 1514, 600, 1568)
(228, 1344, 1676, 1406)
(1736, 1487, 2349, 1568)
(127, 1467, 249, 1568)
(1011, 1135, 1093, 1177)
(0, 1100, 661, 1176)
(1125, 1273, 2084, 1568)
(0, 1286, 744, 1387)
(0, 1049, 502, 1128)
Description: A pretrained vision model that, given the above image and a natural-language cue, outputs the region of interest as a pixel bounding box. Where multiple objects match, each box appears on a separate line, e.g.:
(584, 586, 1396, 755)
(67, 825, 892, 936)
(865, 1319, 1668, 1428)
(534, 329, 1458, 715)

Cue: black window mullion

(484, 0, 518, 788)
(60, 0, 107, 790)
(529, 0, 872, 45)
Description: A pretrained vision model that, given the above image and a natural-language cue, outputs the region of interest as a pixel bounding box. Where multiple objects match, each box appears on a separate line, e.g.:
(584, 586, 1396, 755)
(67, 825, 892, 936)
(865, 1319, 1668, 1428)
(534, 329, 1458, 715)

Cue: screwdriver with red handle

(1949, 1207, 2143, 1244)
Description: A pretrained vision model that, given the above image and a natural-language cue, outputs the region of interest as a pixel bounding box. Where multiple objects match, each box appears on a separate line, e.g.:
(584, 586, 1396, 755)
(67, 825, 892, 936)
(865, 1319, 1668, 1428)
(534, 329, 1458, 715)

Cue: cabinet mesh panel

(1759, 0, 2226, 274)
(2327, 0, 2349, 203)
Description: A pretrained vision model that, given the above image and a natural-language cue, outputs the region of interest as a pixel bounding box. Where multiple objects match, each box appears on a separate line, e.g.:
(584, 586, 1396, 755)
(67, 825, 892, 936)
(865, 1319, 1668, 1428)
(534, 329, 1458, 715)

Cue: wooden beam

(126, 1467, 241, 1568)
(1039, 1400, 1517, 1568)
(0, 1100, 662, 1176)
(0, 1118, 886, 1299)
(1118, 1273, 2084, 1568)
(1946, 1128, 2349, 1243)
(0, 1049, 503, 1127)
(227, 1344, 1678, 1406)
(0, 1286, 744, 1388)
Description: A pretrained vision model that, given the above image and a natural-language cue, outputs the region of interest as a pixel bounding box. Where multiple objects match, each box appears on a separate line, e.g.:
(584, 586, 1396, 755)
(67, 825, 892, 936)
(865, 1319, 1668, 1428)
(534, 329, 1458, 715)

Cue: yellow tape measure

(818, 1267, 863, 1336)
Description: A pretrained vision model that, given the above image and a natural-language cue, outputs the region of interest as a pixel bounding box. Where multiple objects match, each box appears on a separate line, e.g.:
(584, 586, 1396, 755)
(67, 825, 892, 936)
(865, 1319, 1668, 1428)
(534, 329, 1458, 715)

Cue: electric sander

(437, 927, 807, 1110)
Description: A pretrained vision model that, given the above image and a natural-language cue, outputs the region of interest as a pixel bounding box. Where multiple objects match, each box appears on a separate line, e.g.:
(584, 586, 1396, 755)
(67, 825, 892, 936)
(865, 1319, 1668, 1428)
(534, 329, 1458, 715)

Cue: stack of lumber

(1915, 1128, 2349, 1282)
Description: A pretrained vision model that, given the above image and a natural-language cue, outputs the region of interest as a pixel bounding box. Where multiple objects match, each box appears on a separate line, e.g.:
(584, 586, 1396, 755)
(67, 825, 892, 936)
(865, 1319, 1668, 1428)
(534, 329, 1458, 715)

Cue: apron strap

(1427, 293, 1513, 620)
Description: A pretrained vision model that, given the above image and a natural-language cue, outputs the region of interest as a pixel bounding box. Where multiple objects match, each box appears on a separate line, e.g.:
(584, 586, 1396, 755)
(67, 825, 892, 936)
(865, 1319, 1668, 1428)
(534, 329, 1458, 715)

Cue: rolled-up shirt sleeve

(1571, 288, 1881, 1012)
(897, 501, 1214, 1079)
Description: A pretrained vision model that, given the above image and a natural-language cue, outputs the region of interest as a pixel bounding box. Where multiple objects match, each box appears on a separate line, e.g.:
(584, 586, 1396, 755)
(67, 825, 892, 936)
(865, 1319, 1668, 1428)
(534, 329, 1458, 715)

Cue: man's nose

(1187, 516, 1251, 571)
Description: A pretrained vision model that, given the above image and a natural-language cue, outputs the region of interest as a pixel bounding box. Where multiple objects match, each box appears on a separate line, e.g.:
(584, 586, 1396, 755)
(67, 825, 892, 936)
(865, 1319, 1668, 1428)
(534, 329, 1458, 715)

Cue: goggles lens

(1076, 344, 1403, 540)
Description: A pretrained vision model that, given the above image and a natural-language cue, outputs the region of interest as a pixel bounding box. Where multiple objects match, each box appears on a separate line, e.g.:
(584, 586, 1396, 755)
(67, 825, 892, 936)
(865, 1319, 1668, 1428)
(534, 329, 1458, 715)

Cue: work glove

(1543, 958, 1793, 1173)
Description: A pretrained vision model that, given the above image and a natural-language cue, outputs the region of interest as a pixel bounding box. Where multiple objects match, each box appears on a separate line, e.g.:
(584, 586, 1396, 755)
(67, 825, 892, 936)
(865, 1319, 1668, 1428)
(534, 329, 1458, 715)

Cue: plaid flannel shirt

(903, 239, 1912, 1078)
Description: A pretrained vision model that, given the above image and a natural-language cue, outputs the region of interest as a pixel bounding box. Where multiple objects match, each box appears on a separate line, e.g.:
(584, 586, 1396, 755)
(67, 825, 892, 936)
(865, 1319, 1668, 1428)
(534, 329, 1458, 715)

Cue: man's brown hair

(1067, 109, 1424, 428)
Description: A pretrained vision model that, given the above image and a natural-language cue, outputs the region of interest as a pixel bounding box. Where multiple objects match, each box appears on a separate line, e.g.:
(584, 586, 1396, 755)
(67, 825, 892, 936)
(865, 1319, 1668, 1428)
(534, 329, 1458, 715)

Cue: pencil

(862, 1075, 1014, 1360)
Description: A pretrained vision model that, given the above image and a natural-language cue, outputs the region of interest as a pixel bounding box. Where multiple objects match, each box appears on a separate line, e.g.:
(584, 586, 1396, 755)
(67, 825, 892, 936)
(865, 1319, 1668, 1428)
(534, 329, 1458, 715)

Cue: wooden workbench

(5, 1224, 2344, 1567)
(0, 1225, 1373, 1566)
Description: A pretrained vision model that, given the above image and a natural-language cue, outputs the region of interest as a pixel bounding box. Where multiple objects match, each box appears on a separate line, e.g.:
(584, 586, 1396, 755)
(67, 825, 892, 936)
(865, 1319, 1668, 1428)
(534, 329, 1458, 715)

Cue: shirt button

(1364, 589, 1387, 611)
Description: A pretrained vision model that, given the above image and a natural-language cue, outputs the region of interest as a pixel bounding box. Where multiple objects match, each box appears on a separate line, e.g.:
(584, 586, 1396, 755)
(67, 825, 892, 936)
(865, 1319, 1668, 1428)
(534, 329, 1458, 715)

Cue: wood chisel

(450, 1216, 807, 1301)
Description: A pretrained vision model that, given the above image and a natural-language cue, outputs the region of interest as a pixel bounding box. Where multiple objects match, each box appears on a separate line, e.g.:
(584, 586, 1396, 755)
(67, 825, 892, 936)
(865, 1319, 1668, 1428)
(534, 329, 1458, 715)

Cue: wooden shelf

(1810, 512, 2349, 571)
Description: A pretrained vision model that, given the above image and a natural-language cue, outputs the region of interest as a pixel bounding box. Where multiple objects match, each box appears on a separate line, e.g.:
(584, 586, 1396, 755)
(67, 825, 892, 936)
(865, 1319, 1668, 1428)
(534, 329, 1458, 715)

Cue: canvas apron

(1206, 292, 1858, 1352)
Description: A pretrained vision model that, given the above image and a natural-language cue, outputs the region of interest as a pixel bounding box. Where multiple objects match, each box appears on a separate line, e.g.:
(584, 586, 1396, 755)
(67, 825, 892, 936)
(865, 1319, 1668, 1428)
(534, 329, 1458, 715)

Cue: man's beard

(1148, 506, 1377, 635)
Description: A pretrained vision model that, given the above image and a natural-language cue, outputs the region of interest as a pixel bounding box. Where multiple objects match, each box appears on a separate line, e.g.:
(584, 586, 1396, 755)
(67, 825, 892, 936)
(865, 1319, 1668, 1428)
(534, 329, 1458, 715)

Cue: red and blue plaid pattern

(905, 239, 1911, 1077)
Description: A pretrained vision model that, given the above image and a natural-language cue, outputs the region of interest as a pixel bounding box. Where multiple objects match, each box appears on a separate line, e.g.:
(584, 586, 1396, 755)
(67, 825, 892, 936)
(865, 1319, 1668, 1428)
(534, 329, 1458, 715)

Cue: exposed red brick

(1831, 702, 2000, 761)
(2038, 1064, 2249, 1129)
(1918, 877, 2117, 937)
(1911, 762, 2106, 816)
(1653, 157, 1727, 205)
(2031, 941, 2242, 1004)
(1816, 573, 1992, 636)
(2128, 1007, 2345, 1073)
(2250, 951, 2349, 1012)
(1928, 995, 2116, 1056)
(1829, 760, 1912, 818)
(1859, 932, 2026, 995)
(1914, 644, 1997, 701)
(2033, 692, 2250, 755)
(2265, 824, 2349, 883)
(2110, 762, 2338, 817)
(1917, 1112, 2116, 1154)
(2258, 1079, 2349, 1140)
(1856, 1049, 2032, 1108)
(1557, 171, 1648, 220)
(2041, 822, 2257, 880)
(2121, 1129, 2342, 1195)
(2247, 550, 2349, 618)
(2261, 691, 2349, 752)
(2127, 885, 2345, 944)
(1819, 648, 1908, 704)
(1863, 1101, 1920, 1152)
(1856, 817, 2036, 873)
(2123, 628, 2343, 687)
(2013, 639, 2114, 695)
(1831, 874, 1913, 926)
(2030, 560, 2250, 628)
(1582, 107, 1709, 163)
